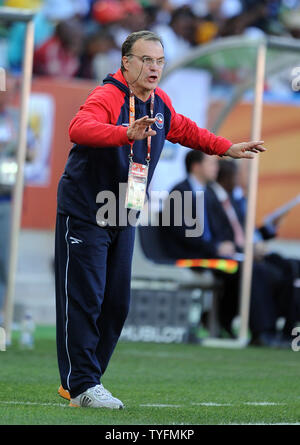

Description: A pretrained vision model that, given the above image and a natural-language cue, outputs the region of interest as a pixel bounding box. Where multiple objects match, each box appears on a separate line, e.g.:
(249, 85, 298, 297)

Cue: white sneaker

(69, 384, 124, 409)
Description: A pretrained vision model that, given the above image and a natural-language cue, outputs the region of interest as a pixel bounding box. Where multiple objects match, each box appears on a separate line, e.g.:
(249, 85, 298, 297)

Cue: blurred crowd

(1, 0, 300, 81)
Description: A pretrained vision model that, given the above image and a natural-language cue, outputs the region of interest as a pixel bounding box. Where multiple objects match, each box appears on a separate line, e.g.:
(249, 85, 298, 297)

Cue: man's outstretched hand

(225, 141, 266, 159)
(127, 115, 157, 141)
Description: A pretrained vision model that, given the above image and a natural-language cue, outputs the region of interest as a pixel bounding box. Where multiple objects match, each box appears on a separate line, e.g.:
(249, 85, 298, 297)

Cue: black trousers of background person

(216, 256, 293, 337)
(55, 213, 136, 399)
(264, 253, 300, 336)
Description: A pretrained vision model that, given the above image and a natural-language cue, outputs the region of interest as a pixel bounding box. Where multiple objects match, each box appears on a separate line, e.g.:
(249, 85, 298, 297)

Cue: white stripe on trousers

(64, 216, 72, 390)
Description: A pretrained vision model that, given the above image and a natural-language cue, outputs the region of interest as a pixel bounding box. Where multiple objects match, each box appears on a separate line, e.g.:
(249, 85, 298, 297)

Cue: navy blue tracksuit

(55, 69, 232, 398)
(55, 215, 135, 397)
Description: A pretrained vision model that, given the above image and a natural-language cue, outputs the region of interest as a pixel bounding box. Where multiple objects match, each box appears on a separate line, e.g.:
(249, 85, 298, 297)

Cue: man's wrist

(124, 126, 133, 144)
(219, 143, 233, 157)
(222, 145, 233, 157)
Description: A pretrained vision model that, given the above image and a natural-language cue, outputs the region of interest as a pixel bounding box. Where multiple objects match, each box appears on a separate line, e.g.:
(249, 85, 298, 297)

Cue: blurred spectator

(280, 4, 300, 38)
(195, 18, 219, 45)
(219, 5, 267, 37)
(194, 0, 243, 44)
(92, 0, 125, 25)
(3, 0, 297, 80)
(33, 18, 84, 77)
(160, 152, 222, 259)
(91, 0, 149, 58)
(142, 4, 163, 29)
(148, 0, 174, 26)
(159, 152, 295, 346)
(159, 152, 240, 266)
(7, 0, 90, 72)
(78, 29, 120, 81)
(89, 0, 149, 82)
(152, 6, 197, 62)
(110, 0, 148, 49)
(220, 0, 285, 37)
(8, 13, 55, 72)
(207, 159, 300, 345)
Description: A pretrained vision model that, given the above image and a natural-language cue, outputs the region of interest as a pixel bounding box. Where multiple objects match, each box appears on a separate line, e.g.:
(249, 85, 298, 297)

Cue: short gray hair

(121, 30, 163, 72)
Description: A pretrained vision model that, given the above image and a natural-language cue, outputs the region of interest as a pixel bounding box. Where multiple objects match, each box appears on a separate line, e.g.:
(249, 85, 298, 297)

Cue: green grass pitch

(0, 326, 300, 425)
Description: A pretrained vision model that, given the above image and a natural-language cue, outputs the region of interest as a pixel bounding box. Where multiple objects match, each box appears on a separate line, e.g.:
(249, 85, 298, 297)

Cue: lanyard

(129, 90, 155, 165)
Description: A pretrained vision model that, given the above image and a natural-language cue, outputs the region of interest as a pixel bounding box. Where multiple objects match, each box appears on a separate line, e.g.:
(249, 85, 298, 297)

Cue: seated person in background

(159, 150, 235, 260)
(160, 151, 291, 347)
(206, 159, 300, 345)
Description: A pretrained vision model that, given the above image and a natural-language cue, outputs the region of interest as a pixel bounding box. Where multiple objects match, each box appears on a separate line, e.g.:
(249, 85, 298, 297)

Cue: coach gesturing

(55, 30, 266, 409)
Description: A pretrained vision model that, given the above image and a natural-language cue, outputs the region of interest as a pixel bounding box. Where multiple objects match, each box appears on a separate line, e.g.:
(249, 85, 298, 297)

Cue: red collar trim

(113, 69, 129, 88)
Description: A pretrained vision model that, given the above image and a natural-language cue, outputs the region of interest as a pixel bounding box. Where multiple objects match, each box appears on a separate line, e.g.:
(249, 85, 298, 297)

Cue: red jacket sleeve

(156, 88, 232, 156)
(69, 85, 132, 148)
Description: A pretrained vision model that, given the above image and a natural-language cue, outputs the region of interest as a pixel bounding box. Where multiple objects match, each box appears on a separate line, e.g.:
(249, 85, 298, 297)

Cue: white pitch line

(140, 402, 286, 408)
(140, 404, 183, 408)
(226, 423, 300, 425)
(191, 403, 233, 407)
(243, 402, 286, 406)
(0, 400, 67, 408)
(192, 402, 286, 407)
(0, 400, 289, 409)
(1, 399, 299, 425)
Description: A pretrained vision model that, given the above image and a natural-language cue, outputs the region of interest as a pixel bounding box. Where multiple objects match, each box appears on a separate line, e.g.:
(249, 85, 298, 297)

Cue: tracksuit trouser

(55, 213, 136, 398)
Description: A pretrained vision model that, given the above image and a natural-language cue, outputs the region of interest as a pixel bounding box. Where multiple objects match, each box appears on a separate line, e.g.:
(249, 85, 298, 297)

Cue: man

(159, 151, 241, 338)
(152, 6, 197, 62)
(33, 19, 83, 78)
(55, 30, 265, 409)
(161, 152, 291, 345)
(207, 159, 299, 346)
(159, 151, 236, 260)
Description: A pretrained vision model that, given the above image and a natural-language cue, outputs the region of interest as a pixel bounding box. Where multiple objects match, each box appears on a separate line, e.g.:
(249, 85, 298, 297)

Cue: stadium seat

(130, 224, 223, 338)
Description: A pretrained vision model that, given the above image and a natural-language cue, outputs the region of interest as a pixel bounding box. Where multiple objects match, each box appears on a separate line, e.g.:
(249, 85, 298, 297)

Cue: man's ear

(122, 56, 129, 71)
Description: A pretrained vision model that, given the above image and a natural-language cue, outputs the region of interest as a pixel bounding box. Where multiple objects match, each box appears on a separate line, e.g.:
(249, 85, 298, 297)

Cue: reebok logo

(69, 237, 83, 244)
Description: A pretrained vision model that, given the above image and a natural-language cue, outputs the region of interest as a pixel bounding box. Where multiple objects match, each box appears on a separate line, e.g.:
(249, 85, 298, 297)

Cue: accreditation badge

(125, 161, 148, 211)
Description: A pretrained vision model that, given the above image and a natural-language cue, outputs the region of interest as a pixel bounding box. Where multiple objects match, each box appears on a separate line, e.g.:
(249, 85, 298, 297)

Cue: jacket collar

(103, 69, 129, 96)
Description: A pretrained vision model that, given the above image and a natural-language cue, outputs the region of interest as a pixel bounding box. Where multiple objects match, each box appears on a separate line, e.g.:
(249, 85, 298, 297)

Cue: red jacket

(57, 69, 232, 226)
(69, 69, 232, 155)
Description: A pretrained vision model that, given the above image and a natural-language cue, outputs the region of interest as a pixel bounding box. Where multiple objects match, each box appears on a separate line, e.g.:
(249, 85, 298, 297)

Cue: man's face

(202, 156, 219, 183)
(223, 170, 238, 194)
(122, 39, 165, 94)
(194, 155, 219, 184)
(172, 15, 196, 43)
